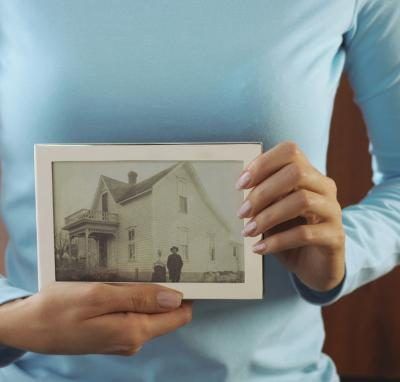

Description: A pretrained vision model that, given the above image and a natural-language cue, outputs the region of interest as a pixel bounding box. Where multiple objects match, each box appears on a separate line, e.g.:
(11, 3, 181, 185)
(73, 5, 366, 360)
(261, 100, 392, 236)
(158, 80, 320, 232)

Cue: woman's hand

(236, 141, 345, 292)
(0, 282, 192, 356)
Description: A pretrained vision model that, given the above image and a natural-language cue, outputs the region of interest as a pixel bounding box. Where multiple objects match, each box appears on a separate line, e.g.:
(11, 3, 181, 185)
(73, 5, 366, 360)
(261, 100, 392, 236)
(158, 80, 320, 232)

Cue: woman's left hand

(236, 141, 345, 292)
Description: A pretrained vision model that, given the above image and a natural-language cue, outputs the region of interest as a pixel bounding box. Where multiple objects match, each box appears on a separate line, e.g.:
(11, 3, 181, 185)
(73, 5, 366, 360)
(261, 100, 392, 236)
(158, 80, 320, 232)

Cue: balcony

(63, 209, 119, 234)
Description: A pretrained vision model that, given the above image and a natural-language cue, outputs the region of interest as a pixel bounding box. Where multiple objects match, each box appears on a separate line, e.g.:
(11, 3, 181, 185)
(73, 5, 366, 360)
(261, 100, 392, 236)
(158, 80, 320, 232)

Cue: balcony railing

(64, 209, 119, 226)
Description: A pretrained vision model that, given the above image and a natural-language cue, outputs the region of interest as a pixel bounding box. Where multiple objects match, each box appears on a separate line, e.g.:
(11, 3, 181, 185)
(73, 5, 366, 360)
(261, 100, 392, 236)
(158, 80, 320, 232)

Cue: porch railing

(65, 209, 119, 226)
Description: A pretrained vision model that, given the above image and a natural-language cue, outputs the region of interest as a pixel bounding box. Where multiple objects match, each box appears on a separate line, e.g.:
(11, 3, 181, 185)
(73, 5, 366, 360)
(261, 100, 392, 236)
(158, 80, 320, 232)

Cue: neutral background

(0, 76, 399, 379)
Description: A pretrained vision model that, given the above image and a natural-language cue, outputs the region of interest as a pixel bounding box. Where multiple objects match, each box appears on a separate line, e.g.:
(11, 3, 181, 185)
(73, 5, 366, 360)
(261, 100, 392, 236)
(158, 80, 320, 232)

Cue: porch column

(68, 234, 71, 256)
(85, 229, 89, 271)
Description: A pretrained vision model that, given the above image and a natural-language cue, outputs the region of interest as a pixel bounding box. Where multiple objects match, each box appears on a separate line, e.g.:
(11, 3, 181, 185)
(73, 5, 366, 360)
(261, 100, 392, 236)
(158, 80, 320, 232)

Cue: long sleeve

(0, 275, 32, 366)
(293, 0, 400, 305)
(0, 275, 32, 305)
(0, 172, 33, 366)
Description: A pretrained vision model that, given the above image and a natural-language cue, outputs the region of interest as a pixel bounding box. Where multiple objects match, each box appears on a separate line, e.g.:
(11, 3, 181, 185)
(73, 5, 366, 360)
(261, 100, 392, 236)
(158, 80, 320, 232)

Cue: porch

(62, 209, 119, 271)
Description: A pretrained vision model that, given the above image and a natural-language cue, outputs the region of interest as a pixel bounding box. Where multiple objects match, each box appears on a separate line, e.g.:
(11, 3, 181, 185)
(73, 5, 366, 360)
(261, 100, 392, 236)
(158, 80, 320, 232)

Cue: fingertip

(156, 290, 183, 310)
(235, 170, 252, 190)
(252, 241, 268, 254)
(180, 302, 193, 324)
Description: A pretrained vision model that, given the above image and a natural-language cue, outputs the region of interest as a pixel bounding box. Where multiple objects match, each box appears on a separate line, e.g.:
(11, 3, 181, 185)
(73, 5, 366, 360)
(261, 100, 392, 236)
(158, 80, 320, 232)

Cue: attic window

(179, 195, 188, 213)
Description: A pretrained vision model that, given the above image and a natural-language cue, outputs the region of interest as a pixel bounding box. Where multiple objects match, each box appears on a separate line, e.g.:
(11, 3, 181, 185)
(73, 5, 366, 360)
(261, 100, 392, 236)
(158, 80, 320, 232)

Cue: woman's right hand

(0, 282, 192, 356)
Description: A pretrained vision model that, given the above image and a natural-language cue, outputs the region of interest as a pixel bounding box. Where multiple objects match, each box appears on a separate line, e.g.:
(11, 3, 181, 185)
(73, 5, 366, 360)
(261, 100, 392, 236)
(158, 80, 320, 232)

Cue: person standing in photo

(167, 247, 183, 282)
(151, 250, 167, 282)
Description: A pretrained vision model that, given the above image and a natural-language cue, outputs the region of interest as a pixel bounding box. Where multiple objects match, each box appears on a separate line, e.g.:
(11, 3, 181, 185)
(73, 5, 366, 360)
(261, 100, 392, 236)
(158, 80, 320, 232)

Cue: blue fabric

(290, 272, 346, 307)
(0, 0, 399, 381)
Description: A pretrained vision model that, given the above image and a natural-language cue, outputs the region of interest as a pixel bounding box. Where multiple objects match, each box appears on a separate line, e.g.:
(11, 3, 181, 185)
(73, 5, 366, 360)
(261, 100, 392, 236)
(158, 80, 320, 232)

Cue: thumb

(91, 283, 183, 315)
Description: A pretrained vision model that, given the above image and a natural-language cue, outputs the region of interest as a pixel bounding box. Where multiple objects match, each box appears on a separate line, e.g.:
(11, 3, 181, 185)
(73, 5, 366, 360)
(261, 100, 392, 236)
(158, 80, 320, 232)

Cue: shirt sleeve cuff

(290, 269, 347, 306)
(0, 276, 33, 367)
(0, 276, 33, 305)
(0, 345, 27, 368)
(289, 227, 364, 306)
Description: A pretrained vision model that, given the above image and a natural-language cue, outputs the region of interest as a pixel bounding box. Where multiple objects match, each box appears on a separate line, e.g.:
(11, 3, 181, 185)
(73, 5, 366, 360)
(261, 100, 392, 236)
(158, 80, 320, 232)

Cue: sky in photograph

(52, 160, 244, 237)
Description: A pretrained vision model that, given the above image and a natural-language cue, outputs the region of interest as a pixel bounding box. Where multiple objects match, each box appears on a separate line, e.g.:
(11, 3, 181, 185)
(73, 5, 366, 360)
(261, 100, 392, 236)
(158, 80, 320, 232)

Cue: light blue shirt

(1, 1, 399, 381)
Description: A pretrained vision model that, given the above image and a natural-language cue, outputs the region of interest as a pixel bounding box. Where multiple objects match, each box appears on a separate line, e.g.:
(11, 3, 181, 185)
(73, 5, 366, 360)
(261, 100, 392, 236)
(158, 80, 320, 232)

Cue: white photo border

(35, 143, 263, 299)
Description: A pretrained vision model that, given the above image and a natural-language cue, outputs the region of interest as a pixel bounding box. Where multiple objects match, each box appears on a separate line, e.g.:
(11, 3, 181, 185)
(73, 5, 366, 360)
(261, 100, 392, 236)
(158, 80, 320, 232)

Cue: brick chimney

(128, 171, 138, 185)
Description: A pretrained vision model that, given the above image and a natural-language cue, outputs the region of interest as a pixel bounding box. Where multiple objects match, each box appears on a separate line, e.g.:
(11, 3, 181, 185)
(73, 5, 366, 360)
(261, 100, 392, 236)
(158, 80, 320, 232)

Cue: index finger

(236, 141, 307, 189)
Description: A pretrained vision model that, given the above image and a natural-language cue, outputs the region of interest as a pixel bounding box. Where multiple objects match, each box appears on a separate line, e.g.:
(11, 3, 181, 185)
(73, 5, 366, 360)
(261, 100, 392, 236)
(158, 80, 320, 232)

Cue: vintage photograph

(35, 143, 263, 299)
(53, 160, 245, 284)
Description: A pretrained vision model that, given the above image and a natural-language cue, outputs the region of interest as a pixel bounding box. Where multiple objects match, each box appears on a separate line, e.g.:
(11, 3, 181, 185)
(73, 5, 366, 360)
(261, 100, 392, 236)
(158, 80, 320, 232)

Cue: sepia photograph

(53, 160, 245, 284)
(35, 143, 263, 299)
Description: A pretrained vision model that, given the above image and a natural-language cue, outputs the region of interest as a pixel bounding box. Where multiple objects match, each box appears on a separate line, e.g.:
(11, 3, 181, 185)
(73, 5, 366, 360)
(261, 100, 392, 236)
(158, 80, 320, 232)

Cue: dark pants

(169, 270, 181, 282)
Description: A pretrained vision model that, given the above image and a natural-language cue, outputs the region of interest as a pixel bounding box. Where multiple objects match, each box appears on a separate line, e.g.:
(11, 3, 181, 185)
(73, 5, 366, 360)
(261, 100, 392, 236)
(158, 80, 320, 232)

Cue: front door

(99, 238, 107, 267)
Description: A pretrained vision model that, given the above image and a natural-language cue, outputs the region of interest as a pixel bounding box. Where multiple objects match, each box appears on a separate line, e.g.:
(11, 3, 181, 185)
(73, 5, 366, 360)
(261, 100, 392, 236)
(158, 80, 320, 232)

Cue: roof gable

(117, 162, 180, 203)
(154, 161, 234, 233)
(101, 176, 132, 202)
(93, 162, 180, 205)
(89, 161, 237, 236)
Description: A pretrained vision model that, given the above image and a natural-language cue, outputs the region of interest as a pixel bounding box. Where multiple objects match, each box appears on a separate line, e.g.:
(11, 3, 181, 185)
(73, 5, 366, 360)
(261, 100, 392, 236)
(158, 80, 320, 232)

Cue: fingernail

(235, 171, 251, 189)
(253, 242, 267, 253)
(241, 220, 257, 236)
(237, 200, 252, 218)
(157, 291, 182, 309)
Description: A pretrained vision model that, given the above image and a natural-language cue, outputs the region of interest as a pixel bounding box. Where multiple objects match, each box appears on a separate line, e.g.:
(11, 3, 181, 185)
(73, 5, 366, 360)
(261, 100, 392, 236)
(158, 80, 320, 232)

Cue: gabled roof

(92, 161, 236, 235)
(101, 162, 180, 204)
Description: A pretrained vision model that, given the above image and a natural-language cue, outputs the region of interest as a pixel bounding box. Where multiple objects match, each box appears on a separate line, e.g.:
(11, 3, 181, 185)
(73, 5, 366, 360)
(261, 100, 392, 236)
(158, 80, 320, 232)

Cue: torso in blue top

(1, 1, 400, 381)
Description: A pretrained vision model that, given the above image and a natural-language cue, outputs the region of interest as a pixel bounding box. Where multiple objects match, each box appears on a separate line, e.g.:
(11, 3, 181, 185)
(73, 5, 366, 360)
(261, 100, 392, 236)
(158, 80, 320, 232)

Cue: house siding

(115, 193, 153, 279)
(91, 181, 120, 268)
(152, 164, 243, 281)
(91, 179, 154, 278)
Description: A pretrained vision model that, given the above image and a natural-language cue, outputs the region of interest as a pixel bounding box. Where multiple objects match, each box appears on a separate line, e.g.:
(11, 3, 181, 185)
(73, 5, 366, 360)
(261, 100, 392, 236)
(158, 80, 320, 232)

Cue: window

(181, 244, 189, 260)
(177, 178, 188, 214)
(128, 228, 136, 262)
(208, 233, 216, 262)
(233, 246, 237, 257)
(128, 228, 135, 241)
(179, 195, 188, 213)
(128, 244, 136, 261)
(178, 227, 189, 261)
(177, 178, 187, 195)
(101, 192, 108, 213)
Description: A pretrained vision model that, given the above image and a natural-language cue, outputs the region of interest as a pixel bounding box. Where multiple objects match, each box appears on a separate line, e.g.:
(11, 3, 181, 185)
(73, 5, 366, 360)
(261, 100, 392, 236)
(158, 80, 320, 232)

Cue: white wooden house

(62, 161, 244, 281)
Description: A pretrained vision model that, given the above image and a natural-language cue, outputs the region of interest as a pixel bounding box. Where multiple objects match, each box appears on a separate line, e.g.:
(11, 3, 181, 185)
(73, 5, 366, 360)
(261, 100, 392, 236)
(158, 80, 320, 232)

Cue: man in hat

(167, 246, 183, 282)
